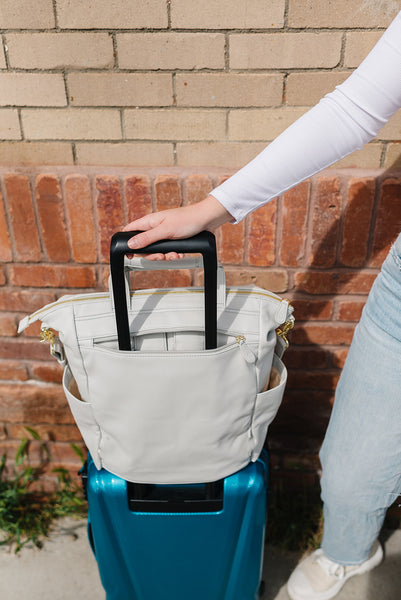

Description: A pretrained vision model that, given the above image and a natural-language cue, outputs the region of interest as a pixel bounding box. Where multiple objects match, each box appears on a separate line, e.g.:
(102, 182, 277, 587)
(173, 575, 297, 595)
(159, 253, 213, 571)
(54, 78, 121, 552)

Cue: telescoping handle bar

(109, 231, 218, 351)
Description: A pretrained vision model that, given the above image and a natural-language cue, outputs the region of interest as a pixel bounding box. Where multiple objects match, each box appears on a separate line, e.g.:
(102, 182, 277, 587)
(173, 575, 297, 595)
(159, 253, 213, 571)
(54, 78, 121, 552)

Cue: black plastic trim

(126, 480, 224, 513)
(109, 231, 218, 350)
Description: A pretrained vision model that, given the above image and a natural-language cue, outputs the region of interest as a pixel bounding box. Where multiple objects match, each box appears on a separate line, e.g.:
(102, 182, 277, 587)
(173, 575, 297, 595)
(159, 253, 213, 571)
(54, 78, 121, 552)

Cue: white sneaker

(287, 540, 383, 600)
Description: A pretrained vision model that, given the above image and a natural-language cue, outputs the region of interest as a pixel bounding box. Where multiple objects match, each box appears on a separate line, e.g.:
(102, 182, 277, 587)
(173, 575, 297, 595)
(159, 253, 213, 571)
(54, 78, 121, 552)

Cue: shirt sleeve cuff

(209, 187, 247, 224)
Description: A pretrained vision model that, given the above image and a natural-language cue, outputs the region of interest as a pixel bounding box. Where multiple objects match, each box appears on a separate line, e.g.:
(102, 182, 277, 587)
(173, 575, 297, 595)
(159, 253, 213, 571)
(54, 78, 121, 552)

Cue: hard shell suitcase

(83, 450, 268, 600)
(83, 232, 271, 599)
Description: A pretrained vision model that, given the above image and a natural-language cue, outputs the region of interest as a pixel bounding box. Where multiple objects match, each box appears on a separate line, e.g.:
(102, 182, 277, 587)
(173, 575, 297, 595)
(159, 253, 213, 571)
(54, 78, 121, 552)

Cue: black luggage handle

(110, 231, 218, 351)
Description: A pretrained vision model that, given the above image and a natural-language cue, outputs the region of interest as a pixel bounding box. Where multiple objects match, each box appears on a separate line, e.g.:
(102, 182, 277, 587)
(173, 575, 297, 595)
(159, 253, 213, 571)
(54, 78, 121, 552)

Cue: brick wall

(0, 0, 400, 168)
(0, 1, 401, 499)
(1, 166, 400, 488)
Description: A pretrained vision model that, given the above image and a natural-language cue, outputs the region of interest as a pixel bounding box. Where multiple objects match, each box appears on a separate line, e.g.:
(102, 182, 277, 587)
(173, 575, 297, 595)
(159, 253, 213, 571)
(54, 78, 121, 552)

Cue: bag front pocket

(250, 354, 287, 461)
(62, 366, 101, 469)
(83, 341, 259, 484)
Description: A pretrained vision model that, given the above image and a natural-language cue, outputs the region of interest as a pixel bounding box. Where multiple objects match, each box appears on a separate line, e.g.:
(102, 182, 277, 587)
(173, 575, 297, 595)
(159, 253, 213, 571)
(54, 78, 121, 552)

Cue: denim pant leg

(319, 232, 401, 565)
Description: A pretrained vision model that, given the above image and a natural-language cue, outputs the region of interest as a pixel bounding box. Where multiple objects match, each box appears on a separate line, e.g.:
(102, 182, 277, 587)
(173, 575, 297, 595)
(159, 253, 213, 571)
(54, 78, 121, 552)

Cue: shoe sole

(287, 542, 384, 600)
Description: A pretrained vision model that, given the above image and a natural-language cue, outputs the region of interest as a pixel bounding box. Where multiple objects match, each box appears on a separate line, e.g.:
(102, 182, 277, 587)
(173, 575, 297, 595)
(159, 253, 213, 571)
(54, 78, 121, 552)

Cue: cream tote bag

(19, 232, 294, 484)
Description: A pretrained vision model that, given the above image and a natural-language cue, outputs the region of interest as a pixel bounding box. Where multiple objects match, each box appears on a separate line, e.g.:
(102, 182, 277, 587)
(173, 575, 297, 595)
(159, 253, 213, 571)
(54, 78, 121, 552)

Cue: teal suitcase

(83, 450, 268, 600)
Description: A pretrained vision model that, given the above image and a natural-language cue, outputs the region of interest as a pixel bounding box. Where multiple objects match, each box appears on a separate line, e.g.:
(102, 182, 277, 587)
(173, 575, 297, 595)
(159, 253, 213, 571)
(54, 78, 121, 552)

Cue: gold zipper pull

(40, 326, 66, 365)
(40, 326, 56, 350)
(276, 316, 295, 349)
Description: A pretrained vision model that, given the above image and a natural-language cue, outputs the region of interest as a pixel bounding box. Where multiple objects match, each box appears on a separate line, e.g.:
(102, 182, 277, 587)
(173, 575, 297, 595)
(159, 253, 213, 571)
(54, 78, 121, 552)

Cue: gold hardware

(39, 326, 65, 364)
(235, 335, 246, 344)
(40, 326, 56, 351)
(276, 317, 295, 349)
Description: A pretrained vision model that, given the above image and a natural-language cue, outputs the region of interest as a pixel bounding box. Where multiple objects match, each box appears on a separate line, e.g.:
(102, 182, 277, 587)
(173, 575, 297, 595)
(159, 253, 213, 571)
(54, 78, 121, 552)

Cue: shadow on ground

(262, 545, 301, 599)
(260, 530, 401, 600)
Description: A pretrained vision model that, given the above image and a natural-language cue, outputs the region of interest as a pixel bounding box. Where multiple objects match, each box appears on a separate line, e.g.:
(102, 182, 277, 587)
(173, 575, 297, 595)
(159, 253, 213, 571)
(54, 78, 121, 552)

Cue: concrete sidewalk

(0, 518, 400, 600)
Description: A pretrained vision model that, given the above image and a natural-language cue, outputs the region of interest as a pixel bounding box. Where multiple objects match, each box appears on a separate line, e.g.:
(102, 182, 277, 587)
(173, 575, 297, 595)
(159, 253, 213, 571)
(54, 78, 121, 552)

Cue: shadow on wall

(261, 160, 401, 597)
(267, 161, 401, 506)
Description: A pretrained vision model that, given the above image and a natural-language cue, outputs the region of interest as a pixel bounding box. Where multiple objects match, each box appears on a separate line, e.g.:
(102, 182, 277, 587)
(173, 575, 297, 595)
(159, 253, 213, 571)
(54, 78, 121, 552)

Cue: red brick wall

(1, 166, 400, 487)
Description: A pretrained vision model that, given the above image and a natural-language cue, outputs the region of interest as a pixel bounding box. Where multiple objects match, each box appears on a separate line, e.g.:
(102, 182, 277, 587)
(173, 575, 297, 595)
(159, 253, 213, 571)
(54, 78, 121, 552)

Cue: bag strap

(110, 231, 218, 351)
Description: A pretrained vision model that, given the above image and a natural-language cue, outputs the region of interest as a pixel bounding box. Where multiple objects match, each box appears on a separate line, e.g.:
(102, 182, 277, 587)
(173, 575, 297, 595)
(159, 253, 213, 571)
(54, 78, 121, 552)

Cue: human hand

(123, 195, 233, 260)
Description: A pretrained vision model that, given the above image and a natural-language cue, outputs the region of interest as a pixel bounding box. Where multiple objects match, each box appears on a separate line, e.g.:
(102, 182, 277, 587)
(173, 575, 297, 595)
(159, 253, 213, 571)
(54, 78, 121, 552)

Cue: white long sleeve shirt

(211, 11, 401, 223)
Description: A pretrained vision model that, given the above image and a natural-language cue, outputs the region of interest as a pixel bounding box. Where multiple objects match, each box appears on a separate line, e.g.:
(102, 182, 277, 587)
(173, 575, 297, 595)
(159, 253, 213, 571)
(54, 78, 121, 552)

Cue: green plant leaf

(0, 433, 87, 553)
(70, 443, 85, 464)
(15, 439, 28, 466)
(0, 454, 6, 476)
(24, 427, 41, 441)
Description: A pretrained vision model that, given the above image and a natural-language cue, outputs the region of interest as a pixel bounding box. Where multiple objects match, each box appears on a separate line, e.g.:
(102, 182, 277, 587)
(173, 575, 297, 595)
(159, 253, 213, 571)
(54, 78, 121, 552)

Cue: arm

(211, 11, 401, 222)
(125, 11, 401, 253)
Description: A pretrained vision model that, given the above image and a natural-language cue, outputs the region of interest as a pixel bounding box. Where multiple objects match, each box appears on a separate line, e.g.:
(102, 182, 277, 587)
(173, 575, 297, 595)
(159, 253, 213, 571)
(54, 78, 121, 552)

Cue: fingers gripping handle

(110, 231, 218, 351)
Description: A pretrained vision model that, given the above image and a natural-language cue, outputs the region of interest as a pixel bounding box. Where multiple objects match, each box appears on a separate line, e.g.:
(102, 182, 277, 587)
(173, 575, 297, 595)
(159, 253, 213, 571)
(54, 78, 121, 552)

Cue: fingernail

(128, 238, 138, 249)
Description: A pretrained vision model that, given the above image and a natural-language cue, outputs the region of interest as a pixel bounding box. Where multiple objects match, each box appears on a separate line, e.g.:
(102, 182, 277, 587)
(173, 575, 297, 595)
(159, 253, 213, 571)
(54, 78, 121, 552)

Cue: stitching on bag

(257, 294, 264, 391)
(249, 358, 286, 459)
(29, 288, 285, 323)
(25, 288, 286, 333)
(64, 366, 103, 469)
(71, 301, 91, 398)
(76, 306, 259, 321)
(26, 294, 109, 324)
(249, 294, 264, 448)
(390, 243, 401, 271)
(92, 341, 245, 358)
(248, 384, 259, 446)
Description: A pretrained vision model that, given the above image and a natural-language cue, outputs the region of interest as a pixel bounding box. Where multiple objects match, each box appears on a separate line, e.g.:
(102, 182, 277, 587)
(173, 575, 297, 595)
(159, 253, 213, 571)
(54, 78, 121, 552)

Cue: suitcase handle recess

(110, 231, 218, 351)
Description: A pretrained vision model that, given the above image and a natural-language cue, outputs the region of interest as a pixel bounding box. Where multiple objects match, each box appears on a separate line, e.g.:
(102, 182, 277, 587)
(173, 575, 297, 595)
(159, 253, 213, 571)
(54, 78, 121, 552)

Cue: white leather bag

(19, 232, 293, 484)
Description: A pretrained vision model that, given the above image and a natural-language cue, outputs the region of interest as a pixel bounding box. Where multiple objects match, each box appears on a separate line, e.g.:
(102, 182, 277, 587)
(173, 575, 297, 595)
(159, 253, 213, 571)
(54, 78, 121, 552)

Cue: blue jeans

(319, 232, 401, 565)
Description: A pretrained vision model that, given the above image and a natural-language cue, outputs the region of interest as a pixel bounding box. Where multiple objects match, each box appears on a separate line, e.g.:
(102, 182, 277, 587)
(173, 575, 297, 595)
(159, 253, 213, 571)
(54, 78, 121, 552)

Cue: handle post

(110, 231, 218, 350)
